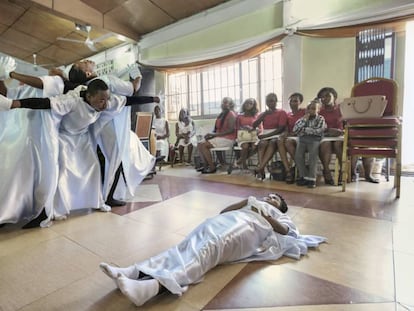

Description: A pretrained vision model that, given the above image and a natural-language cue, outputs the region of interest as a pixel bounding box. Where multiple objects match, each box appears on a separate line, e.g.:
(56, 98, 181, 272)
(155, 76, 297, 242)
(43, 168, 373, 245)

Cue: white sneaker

(100, 204, 111, 212)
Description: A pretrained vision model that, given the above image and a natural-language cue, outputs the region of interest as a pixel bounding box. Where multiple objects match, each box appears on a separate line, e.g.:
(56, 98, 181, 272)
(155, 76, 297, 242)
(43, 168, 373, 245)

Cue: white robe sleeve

(38, 75, 64, 97)
(98, 75, 134, 96)
(49, 88, 81, 116)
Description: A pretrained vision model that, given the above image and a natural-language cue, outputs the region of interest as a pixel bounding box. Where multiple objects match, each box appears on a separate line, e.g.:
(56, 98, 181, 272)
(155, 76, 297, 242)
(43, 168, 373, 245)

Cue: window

(166, 45, 283, 120)
(355, 28, 395, 83)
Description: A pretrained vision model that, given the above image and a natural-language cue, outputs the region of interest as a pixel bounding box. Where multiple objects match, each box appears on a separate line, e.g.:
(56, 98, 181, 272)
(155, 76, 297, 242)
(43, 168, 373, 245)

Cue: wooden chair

(135, 112, 154, 154)
(341, 77, 401, 198)
(135, 112, 158, 177)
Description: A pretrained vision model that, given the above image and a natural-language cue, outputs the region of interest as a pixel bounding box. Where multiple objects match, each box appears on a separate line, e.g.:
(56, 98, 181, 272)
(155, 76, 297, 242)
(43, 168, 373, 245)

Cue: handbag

(237, 129, 258, 142)
(340, 95, 387, 119)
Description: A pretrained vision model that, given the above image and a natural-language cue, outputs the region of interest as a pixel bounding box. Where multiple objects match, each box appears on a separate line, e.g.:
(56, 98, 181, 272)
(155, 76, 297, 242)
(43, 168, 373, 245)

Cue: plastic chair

(341, 77, 401, 198)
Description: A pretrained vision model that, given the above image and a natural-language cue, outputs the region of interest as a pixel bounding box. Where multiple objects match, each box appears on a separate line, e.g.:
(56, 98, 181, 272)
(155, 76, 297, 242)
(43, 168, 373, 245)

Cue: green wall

(300, 36, 356, 102)
(142, 3, 283, 60)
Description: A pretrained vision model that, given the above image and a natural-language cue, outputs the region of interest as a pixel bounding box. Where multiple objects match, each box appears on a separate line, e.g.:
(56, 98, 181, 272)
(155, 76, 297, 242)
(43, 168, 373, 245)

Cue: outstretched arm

(9, 72, 44, 89)
(124, 96, 160, 106)
(0, 94, 50, 110)
(220, 199, 248, 214)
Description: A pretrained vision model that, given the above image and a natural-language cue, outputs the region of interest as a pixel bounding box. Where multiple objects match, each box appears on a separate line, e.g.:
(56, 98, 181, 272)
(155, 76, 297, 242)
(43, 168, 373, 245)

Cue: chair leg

(334, 157, 340, 186)
(341, 157, 348, 192)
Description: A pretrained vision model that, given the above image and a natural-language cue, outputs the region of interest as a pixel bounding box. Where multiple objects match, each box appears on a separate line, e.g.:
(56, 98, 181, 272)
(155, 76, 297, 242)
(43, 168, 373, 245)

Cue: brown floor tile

(203, 263, 391, 310)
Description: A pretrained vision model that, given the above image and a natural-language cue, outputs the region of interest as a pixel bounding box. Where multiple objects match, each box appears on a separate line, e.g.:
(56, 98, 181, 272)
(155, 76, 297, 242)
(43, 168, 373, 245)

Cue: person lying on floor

(0, 79, 155, 228)
(100, 193, 326, 307)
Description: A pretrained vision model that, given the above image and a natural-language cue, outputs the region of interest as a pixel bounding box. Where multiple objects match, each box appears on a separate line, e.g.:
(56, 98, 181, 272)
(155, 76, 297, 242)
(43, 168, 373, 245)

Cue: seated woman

(196, 97, 236, 174)
(153, 105, 170, 162)
(252, 93, 288, 180)
(100, 193, 326, 307)
(317, 87, 343, 185)
(235, 98, 262, 171)
(175, 108, 197, 165)
(278, 92, 306, 183)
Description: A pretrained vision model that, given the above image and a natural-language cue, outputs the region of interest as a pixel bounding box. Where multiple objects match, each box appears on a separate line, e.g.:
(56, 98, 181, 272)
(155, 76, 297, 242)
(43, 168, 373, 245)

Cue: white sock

(0, 94, 12, 111)
(117, 275, 159, 307)
(99, 203, 111, 212)
(100, 263, 140, 281)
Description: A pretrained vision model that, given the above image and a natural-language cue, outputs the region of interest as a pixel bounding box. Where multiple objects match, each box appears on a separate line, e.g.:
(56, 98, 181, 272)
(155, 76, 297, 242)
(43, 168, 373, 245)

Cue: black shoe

(155, 156, 165, 163)
(307, 181, 316, 188)
(22, 209, 48, 229)
(296, 178, 307, 186)
(196, 166, 205, 172)
(202, 167, 217, 174)
(105, 198, 126, 207)
(324, 178, 335, 186)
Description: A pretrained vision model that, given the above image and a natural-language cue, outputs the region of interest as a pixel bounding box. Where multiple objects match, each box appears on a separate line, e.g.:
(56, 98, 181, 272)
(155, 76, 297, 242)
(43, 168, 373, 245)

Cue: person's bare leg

(285, 139, 297, 166)
(238, 143, 250, 169)
(363, 157, 379, 183)
(199, 142, 215, 170)
(187, 144, 193, 163)
(261, 141, 277, 169)
(178, 145, 184, 163)
(277, 139, 289, 170)
(319, 141, 334, 184)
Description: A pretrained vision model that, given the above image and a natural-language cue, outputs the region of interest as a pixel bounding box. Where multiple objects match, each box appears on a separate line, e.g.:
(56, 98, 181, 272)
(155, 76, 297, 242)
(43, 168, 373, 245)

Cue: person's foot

(285, 171, 294, 184)
(296, 177, 307, 186)
(202, 167, 217, 174)
(324, 178, 335, 185)
(22, 209, 48, 229)
(105, 198, 126, 207)
(100, 262, 140, 281)
(196, 166, 205, 172)
(100, 204, 112, 212)
(155, 155, 165, 163)
(307, 181, 316, 188)
(365, 175, 380, 183)
(117, 275, 159, 307)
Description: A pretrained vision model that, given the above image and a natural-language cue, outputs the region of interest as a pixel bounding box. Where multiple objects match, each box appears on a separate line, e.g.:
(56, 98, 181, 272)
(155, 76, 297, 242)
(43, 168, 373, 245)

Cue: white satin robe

(0, 75, 154, 225)
(0, 76, 63, 225)
(133, 198, 326, 295)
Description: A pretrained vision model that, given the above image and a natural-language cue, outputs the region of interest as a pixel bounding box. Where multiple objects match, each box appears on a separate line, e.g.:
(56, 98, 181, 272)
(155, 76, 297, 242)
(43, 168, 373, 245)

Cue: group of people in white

(0, 56, 159, 228)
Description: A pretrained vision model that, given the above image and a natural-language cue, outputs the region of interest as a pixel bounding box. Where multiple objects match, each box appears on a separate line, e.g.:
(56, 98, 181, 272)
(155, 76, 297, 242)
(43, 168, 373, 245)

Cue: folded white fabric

(248, 196, 270, 216)
(0, 94, 12, 111)
(0, 56, 16, 80)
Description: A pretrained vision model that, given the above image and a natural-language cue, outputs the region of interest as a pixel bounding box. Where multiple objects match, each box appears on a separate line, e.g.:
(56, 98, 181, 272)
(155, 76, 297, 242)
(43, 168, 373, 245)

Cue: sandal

(285, 171, 294, 184)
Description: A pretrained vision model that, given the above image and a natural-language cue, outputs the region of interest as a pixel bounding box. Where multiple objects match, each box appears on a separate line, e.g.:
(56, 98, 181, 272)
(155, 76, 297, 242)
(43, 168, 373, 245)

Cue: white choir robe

(0, 76, 63, 225)
(131, 198, 326, 295)
(0, 75, 154, 226)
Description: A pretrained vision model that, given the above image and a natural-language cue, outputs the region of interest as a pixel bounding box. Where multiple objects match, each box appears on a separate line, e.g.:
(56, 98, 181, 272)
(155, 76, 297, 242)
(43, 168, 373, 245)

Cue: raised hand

(128, 63, 142, 80)
(0, 56, 16, 80)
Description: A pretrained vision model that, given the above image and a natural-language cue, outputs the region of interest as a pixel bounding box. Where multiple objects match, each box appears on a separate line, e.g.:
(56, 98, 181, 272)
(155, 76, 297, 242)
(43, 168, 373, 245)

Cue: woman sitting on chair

(197, 97, 236, 174)
(252, 93, 288, 180)
(235, 98, 262, 171)
(175, 108, 197, 165)
(153, 105, 170, 162)
(317, 87, 343, 185)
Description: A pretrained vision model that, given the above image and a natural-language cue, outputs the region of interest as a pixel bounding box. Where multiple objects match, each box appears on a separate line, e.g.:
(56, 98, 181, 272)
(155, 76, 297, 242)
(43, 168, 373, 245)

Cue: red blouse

(259, 109, 288, 130)
(319, 105, 343, 130)
(287, 109, 306, 133)
(215, 110, 237, 140)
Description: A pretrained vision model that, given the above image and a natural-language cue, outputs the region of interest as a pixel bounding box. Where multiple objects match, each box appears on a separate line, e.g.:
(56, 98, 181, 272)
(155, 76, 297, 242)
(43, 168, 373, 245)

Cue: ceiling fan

(32, 53, 55, 71)
(56, 24, 113, 52)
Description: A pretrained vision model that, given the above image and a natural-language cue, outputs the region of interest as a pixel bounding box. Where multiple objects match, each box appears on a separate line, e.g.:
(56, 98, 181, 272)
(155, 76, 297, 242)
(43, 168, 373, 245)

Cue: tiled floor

(0, 166, 413, 311)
